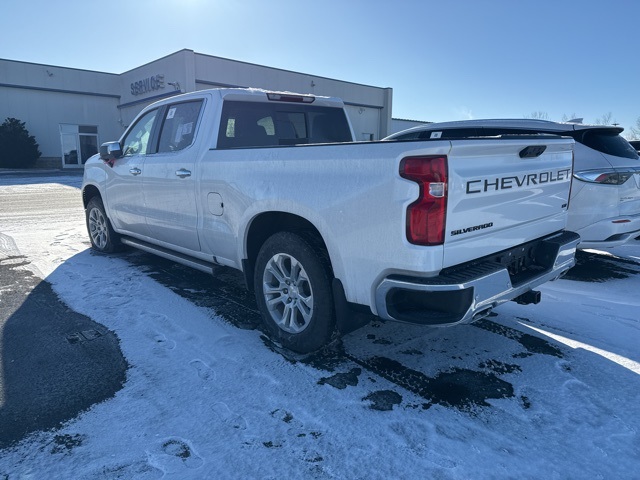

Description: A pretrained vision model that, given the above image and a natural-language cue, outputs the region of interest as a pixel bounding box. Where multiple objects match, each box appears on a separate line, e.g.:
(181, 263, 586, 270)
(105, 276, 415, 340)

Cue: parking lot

(1, 173, 639, 479)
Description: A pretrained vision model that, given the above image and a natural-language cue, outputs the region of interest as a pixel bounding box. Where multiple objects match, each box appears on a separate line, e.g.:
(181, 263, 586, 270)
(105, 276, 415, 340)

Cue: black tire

(254, 231, 336, 353)
(85, 196, 122, 253)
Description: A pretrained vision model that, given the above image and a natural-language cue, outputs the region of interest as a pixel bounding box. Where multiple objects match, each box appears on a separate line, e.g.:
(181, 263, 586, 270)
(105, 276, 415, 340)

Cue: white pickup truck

(82, 88, 580, 353)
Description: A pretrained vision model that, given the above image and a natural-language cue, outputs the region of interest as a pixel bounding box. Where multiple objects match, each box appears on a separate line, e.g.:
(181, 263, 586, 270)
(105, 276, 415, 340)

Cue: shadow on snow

(0, 254, 127, 450)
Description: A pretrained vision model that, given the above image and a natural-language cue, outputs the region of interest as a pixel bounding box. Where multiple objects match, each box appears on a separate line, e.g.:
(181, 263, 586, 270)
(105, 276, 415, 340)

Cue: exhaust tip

(472, 306, 494, 321)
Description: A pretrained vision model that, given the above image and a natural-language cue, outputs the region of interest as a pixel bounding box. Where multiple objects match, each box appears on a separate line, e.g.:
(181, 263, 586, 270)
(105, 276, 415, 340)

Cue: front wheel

(254, 232, 335, 353)
(86, 196, 122, 253)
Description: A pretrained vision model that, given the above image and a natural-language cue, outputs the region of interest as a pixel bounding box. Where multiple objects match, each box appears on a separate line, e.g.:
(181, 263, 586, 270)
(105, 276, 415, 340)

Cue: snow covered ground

(1, 175, 639, 479)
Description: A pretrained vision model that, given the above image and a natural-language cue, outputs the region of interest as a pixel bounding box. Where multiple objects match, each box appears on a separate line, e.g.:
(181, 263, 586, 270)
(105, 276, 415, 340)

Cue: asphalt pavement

(0, 168, 128, 449)
(0, 252, 128, 449)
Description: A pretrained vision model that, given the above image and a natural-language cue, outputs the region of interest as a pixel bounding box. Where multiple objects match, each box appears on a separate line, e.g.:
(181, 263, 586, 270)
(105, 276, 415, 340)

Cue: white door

(141, 100, 203, 252)
(105, 109, 158, 237)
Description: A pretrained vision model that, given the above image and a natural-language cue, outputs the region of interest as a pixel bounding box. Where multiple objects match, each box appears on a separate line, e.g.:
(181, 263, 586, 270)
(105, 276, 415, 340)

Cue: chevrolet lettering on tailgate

(466, 168, 572, 194)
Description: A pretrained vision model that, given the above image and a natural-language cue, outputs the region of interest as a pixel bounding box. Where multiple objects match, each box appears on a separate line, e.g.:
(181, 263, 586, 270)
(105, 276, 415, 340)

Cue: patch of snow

(1, 176, 639, 479)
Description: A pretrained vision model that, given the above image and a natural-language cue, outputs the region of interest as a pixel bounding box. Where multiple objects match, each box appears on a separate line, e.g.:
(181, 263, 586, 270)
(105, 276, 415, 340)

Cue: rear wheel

(254, 231, 335, 353)
(86, 196, 122, 253)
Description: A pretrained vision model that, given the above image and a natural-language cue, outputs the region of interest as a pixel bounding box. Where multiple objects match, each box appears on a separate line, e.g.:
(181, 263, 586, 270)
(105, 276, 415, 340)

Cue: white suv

(385, 119, 640, 249)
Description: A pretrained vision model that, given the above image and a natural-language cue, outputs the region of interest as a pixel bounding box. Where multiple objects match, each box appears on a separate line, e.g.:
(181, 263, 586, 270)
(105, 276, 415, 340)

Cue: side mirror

(99, 141, 123, 161)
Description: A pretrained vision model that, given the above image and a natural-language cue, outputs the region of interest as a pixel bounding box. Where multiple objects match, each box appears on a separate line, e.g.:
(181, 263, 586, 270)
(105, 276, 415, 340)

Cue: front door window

(122, 110, 158, 157)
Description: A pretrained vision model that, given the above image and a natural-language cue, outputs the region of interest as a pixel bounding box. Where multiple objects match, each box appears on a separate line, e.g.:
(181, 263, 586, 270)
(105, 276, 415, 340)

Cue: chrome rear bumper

(375, 231, 580, 326)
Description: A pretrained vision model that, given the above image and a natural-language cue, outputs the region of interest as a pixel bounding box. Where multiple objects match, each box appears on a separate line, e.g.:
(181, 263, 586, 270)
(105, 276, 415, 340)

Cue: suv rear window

(392, 127, 548, 141)
(396, 128, 481, 140)
(577, 130, 639, 160)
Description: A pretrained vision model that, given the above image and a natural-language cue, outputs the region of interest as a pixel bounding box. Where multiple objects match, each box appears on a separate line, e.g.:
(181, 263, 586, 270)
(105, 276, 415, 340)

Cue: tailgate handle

(519, 145, 547, 158)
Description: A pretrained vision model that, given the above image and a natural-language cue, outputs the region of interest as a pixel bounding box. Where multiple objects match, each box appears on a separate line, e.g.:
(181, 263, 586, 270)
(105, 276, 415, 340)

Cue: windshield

(579, 130, 639, 160)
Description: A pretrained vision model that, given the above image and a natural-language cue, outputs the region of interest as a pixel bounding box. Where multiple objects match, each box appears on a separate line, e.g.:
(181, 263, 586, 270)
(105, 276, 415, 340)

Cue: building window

(59, 124, 99, 168)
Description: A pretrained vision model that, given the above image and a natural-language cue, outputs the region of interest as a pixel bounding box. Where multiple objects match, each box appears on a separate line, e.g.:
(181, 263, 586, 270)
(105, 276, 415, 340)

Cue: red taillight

(574, 169, 635, 185)
(400, 155, 448, 246)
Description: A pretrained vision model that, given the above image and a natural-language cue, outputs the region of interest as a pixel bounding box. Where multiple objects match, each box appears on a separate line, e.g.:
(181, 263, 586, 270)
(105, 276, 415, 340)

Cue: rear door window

(156, 100, 203, 153)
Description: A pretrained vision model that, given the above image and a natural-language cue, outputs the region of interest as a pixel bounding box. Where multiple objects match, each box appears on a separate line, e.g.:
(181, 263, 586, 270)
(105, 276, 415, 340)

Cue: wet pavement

(562, 250, 640, 282)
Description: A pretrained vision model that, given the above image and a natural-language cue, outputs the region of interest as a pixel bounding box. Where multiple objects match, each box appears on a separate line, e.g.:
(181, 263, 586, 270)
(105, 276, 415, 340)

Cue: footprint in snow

(147, 437, 204, 473)
(212, 402, 248, 431)
(190, 359, 216, 381)
(144, 312, 179, 333)
(153, 333, 176, 351)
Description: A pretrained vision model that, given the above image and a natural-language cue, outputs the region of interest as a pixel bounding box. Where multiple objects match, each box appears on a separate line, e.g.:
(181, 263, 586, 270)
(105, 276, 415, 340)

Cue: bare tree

(594, 112, 616, 125)
(561, 113, 580, 123)
(629, 117, 640, 139)
(524, 111, 550, 120)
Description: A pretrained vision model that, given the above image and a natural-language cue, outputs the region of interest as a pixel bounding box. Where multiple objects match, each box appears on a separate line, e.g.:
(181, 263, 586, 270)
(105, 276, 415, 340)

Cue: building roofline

(193, 50, 392, 91)
(0, 56, 119, 76)
(119, 48, 196, 74)
(392, 117, 431, 123)
(1, 49, 393, 94)
(0, 82, 120, 99)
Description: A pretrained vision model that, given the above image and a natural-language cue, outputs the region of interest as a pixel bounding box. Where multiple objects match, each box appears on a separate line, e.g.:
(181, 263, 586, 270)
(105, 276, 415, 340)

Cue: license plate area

(495, 243, 546, 285)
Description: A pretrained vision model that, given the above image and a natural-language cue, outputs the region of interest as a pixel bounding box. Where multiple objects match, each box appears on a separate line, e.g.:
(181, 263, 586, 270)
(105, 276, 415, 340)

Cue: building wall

(117, 50, 196, 128)
(118, 50, 393, 140)
(0, 87, 121, 156)
(193, 51, 392, 141)
(0, 58, 122, 168)
(0, 50, 394, 169)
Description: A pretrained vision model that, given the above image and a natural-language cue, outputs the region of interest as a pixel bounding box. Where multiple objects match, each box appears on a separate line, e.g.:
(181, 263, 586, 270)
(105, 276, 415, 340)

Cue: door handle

(175, 168, 191, 178)
(129, 167, 141, 176)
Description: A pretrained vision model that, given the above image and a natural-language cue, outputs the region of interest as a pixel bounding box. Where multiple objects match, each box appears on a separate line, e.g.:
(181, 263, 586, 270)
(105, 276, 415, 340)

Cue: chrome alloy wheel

(88, 207, 109, 250)
(262, 253, 314, 334)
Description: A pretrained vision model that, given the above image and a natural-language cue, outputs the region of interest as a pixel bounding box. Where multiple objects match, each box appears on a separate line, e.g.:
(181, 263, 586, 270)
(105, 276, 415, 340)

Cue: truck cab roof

(147, 87, 347, 110)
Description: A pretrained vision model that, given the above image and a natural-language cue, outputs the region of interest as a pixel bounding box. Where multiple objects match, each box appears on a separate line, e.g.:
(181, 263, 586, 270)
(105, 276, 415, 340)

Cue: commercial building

(0, 49, 403, 169)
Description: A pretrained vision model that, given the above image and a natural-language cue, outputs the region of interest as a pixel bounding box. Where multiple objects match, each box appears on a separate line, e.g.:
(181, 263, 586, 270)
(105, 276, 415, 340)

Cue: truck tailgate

(443, 137, 574, 268)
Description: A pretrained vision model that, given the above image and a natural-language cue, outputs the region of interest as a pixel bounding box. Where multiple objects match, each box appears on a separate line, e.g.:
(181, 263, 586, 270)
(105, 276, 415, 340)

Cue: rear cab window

(217, 100, 352, 148)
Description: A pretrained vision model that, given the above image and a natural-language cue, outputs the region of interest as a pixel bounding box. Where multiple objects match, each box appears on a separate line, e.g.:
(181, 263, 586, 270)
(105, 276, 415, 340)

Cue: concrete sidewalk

(0, 168, 84, 177)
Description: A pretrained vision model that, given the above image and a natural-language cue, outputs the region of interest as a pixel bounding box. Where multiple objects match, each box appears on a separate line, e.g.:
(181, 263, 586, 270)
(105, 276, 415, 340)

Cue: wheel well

(243, 212, 331, 291)
(82, 185, 101, 209)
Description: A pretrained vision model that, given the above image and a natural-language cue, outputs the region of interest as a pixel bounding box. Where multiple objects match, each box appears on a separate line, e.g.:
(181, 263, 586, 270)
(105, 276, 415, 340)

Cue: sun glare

(518, 321, 640, 375)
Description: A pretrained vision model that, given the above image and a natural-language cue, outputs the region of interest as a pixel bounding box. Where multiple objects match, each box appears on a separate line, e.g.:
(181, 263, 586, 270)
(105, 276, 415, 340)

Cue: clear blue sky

(2, 0, 639, 135)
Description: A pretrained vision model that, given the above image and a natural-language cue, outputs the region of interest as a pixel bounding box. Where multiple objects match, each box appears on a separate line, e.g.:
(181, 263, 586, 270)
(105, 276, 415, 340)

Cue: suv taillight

(400, 155, 448, 246)
(573, 169, 635, 185)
